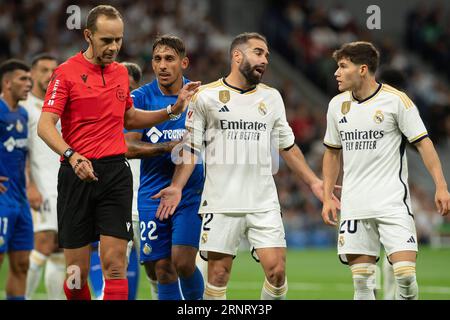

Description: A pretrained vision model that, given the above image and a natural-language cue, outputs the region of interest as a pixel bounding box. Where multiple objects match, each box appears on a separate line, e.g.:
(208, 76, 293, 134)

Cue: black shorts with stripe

(57, 154, 133, 249)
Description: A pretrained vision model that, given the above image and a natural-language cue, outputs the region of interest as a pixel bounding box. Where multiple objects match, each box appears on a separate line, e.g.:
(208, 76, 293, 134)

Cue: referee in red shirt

(37, 5, 200, 300)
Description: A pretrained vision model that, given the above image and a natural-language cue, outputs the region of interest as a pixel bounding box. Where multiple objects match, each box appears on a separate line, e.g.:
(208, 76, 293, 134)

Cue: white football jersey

(185, 78, 295, 214)
(324, 84, 428, 220)
(22, 93, 60, 196)
(128, 158, 140, 222)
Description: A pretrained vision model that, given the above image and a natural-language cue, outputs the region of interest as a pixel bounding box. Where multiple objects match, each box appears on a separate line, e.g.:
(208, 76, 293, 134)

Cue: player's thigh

(337, 218, 380, 265)
(8, 204, 33, 253)
(8, 250, 30, 274)
(139, 209, 172, 263)
(199, 213, 245, 256)
(171, 202, 202, 248)
(246, 210, 286, 251)
(377, 214, 417, 262)
(34, 230, 58, 254)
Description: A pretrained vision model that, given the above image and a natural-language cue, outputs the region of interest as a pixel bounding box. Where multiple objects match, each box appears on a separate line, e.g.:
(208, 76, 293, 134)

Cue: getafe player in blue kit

(0, 59, 33, 300)
(125, 35, 204, 300)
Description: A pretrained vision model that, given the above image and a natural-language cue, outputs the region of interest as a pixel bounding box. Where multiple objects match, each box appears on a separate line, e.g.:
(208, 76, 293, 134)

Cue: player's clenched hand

(310, 179, 341, 209)
(171, 81, 201, 115)
(435, 187, 450, 216)
(27, 183, 43, 210)
(152, 185, 182, 221)
(69, 152, 98, 182)
(322, 199, 338, 226)
(0, 176, 8, 193)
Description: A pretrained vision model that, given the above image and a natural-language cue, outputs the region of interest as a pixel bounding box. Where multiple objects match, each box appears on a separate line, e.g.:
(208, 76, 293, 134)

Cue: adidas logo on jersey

(407, 236, 416, 243)
(219, 105, 230, 112)
(339, 116, 348, 123)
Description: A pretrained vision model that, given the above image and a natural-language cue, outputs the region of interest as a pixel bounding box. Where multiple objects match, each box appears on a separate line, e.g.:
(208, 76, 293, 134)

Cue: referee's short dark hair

(86, 5, 123, 33)
(229, 32, 267, 58)
(122, 62, 142, 84)
(333, 41, 380, 74)
(0, 59, 30, 81)
(31, 53, 58, 68)
(152, 35, 186, 58)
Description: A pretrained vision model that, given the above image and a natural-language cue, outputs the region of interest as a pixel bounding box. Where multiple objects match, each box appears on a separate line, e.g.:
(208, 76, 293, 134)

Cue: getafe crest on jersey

(341, 101, 351, 115)
(219, 90, 230, 104)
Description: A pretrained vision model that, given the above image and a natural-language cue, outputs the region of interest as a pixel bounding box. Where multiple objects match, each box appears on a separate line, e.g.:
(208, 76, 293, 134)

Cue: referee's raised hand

(69, 153, 98, 182)
(171, 81, 201, 115)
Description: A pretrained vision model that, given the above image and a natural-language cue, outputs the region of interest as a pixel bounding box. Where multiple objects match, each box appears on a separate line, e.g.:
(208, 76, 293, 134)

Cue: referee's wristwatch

(63, 148, 75, 161)
(166, 104, 181, 120)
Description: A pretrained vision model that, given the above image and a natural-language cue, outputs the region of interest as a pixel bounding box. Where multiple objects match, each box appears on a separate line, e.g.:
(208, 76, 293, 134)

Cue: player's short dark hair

(31, 53, 58, 68)
(333, 41, 380, 74)
(86, 5, 123, 33)
(152, 35, 186, 58)
(229, 32, 268, 57)
(378, 67, 407, 90)
(122, 62, 142, 84)
(0, 59, 30, 81)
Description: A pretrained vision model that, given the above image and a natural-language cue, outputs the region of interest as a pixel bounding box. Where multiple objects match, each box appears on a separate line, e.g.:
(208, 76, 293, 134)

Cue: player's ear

(232, 49, 242, 64)
(360, 64, 368, 77)
(181, 56, 189, 70)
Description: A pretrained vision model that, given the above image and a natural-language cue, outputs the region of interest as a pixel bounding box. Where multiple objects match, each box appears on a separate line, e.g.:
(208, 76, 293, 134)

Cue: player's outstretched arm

(321, 147, 341, 226)
(415, 137, 450, 216)
(152, 150, 197, 221)
(124, 82, 201, 130)
(124, 132, 179, 159)
(0, 176, 8, 193)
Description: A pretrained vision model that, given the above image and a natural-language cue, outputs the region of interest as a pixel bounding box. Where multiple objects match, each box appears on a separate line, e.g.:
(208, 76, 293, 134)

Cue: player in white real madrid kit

(322, 42, 450, 300)
(154, 32, 338, 300)
(22, 54, 66, 300)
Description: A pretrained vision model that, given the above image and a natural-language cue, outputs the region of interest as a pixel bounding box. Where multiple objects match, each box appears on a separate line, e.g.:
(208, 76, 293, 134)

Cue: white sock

(382, 255, 396, 300)
(149, 279, 158, 300)
(393, 261, 418, 300)
(260, 277, 287, 300)
(204, 282, 227, 300)
(26, 250, 48, 299)
(45, 253, 66, 300)
(350, 263, 376, 300)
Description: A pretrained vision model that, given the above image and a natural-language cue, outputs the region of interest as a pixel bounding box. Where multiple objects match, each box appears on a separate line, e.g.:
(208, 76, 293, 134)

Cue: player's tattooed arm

(124, 132, 179, 159)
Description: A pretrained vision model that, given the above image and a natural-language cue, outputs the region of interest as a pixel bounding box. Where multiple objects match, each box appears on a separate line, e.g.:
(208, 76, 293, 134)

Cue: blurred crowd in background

(1, 0, 448, 247)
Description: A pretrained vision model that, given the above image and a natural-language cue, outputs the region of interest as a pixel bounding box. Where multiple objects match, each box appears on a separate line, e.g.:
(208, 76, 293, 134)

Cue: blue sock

(127, 247, 139, 300)
(158, 280, 182, 300)
(6, 296, 25, 300)
(180, 266, 204, 300)
(89, 245, 104, 298)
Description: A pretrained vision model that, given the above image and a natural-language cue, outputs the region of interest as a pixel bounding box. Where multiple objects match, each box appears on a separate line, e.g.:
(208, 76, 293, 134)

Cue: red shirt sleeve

(42, 68, 70, 116)
(125, 89, 133, 110)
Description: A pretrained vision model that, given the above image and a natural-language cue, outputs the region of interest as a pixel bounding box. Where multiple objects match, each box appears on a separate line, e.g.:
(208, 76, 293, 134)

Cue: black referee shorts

(57, 154, 133, 249)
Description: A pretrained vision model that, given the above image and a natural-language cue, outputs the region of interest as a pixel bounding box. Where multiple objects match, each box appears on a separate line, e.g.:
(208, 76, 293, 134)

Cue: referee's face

(335, 58, 360, 92)
(89, 16, 124, 65)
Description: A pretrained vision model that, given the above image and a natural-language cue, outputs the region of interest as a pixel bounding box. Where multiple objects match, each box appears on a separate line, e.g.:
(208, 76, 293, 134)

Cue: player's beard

(239, 57, 263, 86)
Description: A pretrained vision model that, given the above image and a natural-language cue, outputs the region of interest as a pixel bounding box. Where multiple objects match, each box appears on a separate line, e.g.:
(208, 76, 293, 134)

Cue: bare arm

(26, 155, 42, 210)
(415, 137, 450, 215)
(124, 81, 201, 130)
(152, 150, 197, 220)
(124, 132, 179, 159)
(321, 147, 341, 226)
(37, 112, 97, 182)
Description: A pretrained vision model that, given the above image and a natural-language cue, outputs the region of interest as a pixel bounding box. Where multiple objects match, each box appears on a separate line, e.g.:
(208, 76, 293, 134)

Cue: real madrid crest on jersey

(16, 119, 24, 133)
(373, 110, 384, 124)
(341, 101, 351, 115)
(258, 102, 267, 116)
(201, 232, 208, 244)
(219, 90, 230, 104)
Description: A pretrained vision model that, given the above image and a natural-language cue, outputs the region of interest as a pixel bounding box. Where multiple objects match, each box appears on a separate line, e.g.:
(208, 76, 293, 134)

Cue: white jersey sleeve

(271, 91, 295, 149)
(184, 92, 206, 155)
(324, 100, 343, 149)
(396, 94, 428, 143)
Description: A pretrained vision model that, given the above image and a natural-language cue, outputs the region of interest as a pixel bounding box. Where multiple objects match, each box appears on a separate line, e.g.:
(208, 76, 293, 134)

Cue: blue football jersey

(0, 98, 29, 207)
(131, 79, 204, 211)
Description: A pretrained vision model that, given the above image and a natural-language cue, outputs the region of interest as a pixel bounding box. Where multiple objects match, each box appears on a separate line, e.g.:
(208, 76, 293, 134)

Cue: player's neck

(225, 72, 256, 91)
(0, 93, 19, 111)
(31, 87, 45, 101)
(158, 77, 183, 96)
(352, 78, 379, 102)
